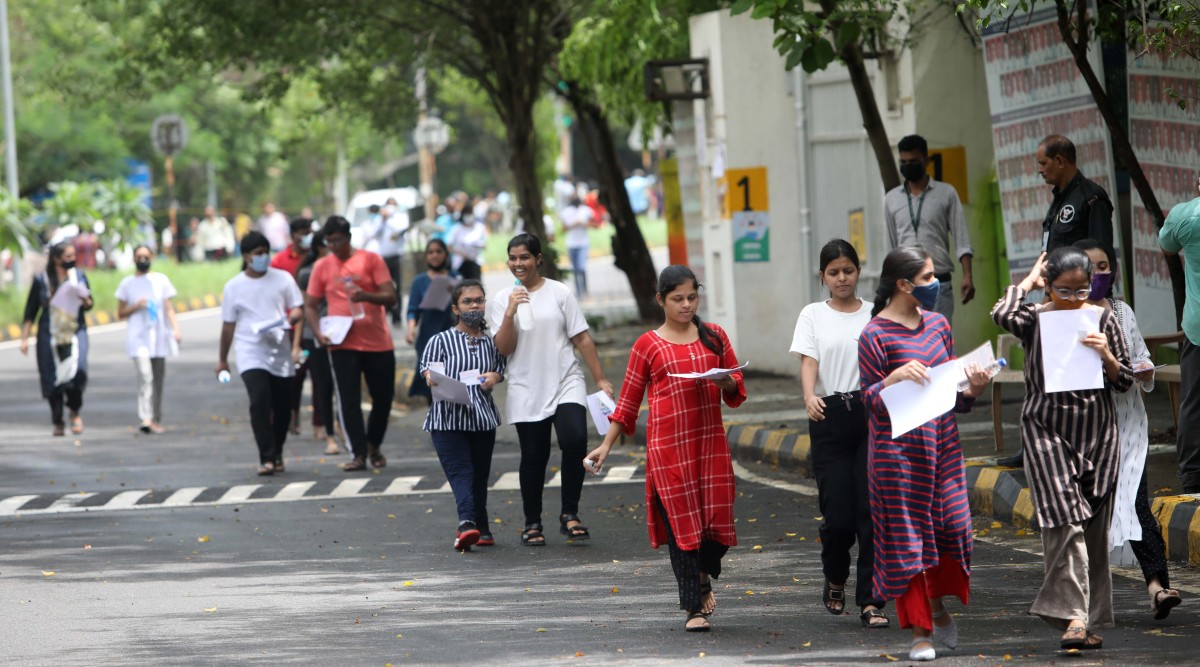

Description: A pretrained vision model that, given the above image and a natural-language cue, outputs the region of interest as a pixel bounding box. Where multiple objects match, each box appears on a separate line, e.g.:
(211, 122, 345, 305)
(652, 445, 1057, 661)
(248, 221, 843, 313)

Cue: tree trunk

(503, 105, 559, 279)
(1053, 0, 1187, 325)
(568, 94, 659, 322)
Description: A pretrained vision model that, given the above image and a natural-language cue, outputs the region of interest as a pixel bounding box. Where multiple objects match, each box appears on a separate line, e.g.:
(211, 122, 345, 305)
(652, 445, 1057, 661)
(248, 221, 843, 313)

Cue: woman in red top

(586, 265, 745, 633)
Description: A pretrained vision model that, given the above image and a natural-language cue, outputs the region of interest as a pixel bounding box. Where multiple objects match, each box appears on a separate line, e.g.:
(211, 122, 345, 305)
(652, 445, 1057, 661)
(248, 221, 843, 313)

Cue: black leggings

(515, 402, 588, 524)
(48, 376, 86, 427)
(1130, 467, 1171, 589)
(330, 349, 396, 458)
(654, 494, 729, 612)
(241, 369, 291, 464)
(303, 339, 335, 436)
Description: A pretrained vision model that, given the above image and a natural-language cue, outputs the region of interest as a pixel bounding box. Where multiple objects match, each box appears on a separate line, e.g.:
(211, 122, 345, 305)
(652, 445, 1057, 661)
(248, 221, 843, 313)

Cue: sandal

(52, 424, 65, 437)
(323, 438, 341, 455)
(861, 607, 890, 629)
(521, 523, 546, 546)
(342, 456, 367, 472)
(369, 448, 387, 469)
(1060, 625, 1087, 650)
(685, 611, 711, 632)
(1154, 588, 1182, 620)
(139, 422, 153, 434)
(70, 414, 83, 434)
(823, 581, 846, 615)
(1082, 632, 1103, 650)
(559, 513, 590, 540)
(274, 459, 285, 473)
(257, 462, 276, 476)
(699, 580, 716, 616)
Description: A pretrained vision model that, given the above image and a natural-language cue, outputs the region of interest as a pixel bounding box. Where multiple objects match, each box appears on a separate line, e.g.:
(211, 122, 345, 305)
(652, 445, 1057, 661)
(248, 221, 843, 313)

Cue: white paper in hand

(1038, 308, 1102, 393)
(319, 316, 354, 345)
(587, 391, 617, 436)
(667, 362, 749, 380)
(879, 360, 960, 438)
(429, 370, 472, 405)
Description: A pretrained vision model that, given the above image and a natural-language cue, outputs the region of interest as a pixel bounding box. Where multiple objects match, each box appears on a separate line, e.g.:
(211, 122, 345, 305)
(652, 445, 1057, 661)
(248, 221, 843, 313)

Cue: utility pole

(415, 67, 436, 222)
(0, 0, 18, 197)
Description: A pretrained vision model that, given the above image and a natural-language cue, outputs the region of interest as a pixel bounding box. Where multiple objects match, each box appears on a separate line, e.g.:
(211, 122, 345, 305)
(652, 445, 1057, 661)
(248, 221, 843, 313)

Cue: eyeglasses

(325, 236, 349, 247)
(458, 298, 486, 306)
(1051, 287, 1092, 301)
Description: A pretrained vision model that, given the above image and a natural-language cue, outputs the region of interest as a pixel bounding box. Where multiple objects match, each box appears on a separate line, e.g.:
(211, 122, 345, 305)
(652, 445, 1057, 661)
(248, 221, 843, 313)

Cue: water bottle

(515, 280, 535, 331)
(218, 370, 231, 384)
(345, 277, 366, 320)
(958, 358, 1007, 391)
(294, 348, 310, 369)
(146, 299, 158, 323)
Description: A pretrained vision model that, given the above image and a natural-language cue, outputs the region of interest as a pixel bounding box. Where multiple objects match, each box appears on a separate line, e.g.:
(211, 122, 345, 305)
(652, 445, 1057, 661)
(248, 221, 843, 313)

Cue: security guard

(1036, 134, 1114, 252)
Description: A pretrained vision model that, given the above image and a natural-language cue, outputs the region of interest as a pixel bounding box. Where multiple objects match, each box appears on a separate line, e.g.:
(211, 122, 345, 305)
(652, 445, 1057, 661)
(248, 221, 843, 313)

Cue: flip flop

(1154, 589, 1182, 620)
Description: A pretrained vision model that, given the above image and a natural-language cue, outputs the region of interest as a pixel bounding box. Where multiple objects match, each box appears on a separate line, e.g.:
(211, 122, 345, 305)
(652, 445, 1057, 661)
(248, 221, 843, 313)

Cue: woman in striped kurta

(586, 265, 745, 633)
(991, 247, 1133, 651)
(422, 279, 506, 552)
(858, 247, 989, 662)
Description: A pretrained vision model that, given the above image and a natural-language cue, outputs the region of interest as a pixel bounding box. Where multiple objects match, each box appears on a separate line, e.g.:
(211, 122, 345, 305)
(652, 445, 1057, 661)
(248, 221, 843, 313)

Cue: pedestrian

(884, 135, 974, 324)
(489, 233, 614, 546)
(859, 246, 990, 661)
(116, 245, 182, 434)
(292, 232, 340, 455)
(364, 197, 408, 325)
(173, 217, 195, 264)
(1036, 134, 1114, 252)
(991, 247, 1134, 651)
(196, 206, 235, 260)
(270, 217, 313, 277)
(560, 195, 594, 298)
(216, 232, 305, 476)
(405, 238, 458, 403)
(422, 279, 505, 552)
(790, 239, 888, 629)
(19, 242, 94, 437)
(258, 202, 291, 253)
(305, 216, 398, 472)
(1162, 175, 1200, 492)
(446, 204, 486, 280)
(1074, 239, 1182, 619)
(72, 223, 99, 270)
(585, 265, 745, 632)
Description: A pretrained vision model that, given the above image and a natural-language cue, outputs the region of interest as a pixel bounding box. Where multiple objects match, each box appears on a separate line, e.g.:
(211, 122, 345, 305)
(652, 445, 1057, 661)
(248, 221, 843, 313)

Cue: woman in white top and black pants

(790, 239, 888, 628)
(490, 234, 615, 546)
(423, 279, 506, 551)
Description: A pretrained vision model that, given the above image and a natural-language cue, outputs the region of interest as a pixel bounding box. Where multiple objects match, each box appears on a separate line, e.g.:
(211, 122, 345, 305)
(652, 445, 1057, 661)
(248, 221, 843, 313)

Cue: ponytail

(693, 314, 723, 358)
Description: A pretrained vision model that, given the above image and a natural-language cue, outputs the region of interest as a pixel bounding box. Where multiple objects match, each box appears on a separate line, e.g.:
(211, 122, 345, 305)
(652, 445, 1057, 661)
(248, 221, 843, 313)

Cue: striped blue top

(421, 327, 506, 432)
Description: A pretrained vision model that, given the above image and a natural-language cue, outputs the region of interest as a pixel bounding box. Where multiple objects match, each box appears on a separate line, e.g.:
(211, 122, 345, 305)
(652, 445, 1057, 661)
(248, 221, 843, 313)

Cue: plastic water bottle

(218, 370, 231, 384)
(146, 300, 158, 323)
(345, 277, 366, 320)
(294, 348, 310, 369)
(958, 358, 1007, 391)
(515, 280, 535, 331)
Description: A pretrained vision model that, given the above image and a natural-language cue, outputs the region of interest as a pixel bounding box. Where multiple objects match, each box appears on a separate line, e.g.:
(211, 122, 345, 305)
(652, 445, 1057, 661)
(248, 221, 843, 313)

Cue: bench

(1145, 331, 1186, 425)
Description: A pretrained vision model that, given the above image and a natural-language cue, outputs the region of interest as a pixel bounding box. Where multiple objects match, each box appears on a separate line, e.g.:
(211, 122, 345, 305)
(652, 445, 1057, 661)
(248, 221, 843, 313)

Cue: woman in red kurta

(587, 265, 746, 632)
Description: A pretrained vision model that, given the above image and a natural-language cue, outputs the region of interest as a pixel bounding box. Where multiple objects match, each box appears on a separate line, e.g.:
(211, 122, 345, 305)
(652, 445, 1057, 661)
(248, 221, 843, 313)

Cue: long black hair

(818, 239, 860, 273)
(46, 242, 71, 293)
(426, 238, 450, 272)
(657, 265, 722, 358)
(1044, 245, 1092, 287)
(1072, 238, 1116, 298)
(872, 246, 930, 316)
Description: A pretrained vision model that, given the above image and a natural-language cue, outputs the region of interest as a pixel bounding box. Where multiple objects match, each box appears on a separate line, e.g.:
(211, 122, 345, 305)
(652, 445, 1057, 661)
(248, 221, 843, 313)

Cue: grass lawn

(0, 258, 243, 328)
(481, 215, 667, 267)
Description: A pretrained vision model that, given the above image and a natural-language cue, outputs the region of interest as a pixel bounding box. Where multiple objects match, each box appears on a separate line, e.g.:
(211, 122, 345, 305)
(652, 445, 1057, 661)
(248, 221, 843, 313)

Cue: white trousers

(134, 356, 166, 424)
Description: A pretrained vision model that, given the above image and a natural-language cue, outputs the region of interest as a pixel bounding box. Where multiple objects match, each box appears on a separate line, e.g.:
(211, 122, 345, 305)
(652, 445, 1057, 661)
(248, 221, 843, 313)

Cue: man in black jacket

(1037, 134, 1114, 253)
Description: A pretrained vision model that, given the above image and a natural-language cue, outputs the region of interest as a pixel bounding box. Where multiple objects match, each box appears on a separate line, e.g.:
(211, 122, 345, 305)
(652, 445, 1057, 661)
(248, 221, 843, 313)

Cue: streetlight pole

(0, 0, 19, 196)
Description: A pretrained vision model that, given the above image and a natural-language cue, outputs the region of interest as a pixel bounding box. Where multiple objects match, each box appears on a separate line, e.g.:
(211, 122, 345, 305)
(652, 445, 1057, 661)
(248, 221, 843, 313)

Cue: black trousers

(383, 254, 403, 323)
(809, 393, 884, 609)
(515, 402, 587, 524)
(654, 494, 728, 612)
(48, 374, 86, 426)
(305, 340, 335, 437)
(1178, 339, 1200, 491)
(1130, 467, 1171, 589)
(431, 429, 496, 524)
(241, 369, 291, 464)
(330, 349, 395, 458)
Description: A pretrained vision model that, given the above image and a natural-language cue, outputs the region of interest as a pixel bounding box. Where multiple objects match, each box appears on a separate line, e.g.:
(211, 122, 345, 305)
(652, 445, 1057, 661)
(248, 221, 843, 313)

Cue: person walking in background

(859, 246, 990, 661)
(270, 217, 313, 277)
(116, 245, 182, 434)
(72, 223, 99, 270)
(624, 169, 653, 216)
(233, 212, 253, 253)
(364, 197, 408, 325)
(489, 233, 614, 546)
(1161, 175, 1200, 493)
(293, 232, 339, 455)
(259, 202, 291, 253)
(884, 134, 974, 324)
(216, 232, 305, 476)
(422, 279, 505, 552)
(173, 217, 195, 264)
(790, 240, 888, 629)
(196, 206, 235, 260)
(406, 238, 458, 404)
(586, 265, 745, 632)
(306, 216, 398, 472)
(447, 205, 486, 280)
(1074, 239, 1181, 620)
(560, 195, 594, 298)
(19, 242, 94, 437)
(992, 248, 1133, 651)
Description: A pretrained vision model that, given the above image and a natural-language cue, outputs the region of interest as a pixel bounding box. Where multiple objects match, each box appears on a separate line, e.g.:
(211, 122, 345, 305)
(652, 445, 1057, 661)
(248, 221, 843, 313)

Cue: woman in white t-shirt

(789, 239, 889, 629)
(116, 245, 182, 434)
(490, 233, 614, 546)
(560, 196, 594, 297)
(216, 232, 305, 476)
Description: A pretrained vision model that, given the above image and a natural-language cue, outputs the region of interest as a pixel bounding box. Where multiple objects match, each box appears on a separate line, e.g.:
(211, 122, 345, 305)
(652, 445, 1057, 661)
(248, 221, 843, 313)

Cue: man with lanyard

(884, 134, 975, 322)
(1036, 134, 1114, 252)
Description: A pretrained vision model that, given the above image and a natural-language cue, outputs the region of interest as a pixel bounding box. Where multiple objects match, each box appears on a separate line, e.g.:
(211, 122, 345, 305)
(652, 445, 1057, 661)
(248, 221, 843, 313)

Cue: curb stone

(0, 293, 223, 342)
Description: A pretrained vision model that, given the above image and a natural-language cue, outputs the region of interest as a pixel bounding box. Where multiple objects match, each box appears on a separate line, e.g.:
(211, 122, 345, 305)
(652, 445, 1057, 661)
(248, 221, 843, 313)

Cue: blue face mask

(908, 277, 941, 311)
(250, 253, 271, 273)
(300, 233, 314, 250)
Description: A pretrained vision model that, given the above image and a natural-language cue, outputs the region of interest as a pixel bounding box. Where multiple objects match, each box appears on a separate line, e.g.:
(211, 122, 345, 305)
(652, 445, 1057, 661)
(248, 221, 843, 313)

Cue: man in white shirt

(363, 198, 409, 324)
(447, 206, 487, 280)
(258, 202, 291, 253)
(196, 206, 235, 260)
(560, 196, 594, 297)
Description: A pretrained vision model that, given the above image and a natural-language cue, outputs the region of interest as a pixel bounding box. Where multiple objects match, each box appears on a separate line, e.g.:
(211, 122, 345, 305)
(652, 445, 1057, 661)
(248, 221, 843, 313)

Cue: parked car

(344, 187, 424, 250)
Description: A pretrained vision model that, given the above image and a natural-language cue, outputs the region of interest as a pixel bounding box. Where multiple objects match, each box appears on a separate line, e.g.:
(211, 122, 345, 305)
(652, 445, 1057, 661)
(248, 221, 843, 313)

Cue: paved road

(2, 305, 1199, 665)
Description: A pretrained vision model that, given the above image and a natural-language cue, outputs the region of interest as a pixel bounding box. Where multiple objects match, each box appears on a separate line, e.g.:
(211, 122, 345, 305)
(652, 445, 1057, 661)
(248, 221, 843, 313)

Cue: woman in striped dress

(991, 247, 1133, 650)
(858, 247, 990, 661)
(422, 279, 506, 552)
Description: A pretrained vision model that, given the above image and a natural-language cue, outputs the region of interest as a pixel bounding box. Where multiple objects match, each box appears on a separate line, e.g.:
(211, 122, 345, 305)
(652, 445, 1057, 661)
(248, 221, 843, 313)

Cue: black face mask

(61, 260, 76, 270)
(136, 260, 152, 273)
(900, 162, 927, 183)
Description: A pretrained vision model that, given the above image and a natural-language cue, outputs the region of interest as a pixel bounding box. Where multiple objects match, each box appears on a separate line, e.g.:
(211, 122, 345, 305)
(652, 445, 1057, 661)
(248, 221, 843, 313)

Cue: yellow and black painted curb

(724, 423, 812, 475)
(0, 294, 222, 342)
(965, 463, 1039, 530)
(1149, 494, 1200, 567)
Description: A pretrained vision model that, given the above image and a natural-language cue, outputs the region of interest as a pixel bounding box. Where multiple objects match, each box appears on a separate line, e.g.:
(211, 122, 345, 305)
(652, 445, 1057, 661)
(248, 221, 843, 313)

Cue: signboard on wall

(1126, 30, 1200, 335)
(928, 147, 969, 205)
(980, 5, 1117, 287)
(848, 208, 867, 263)
(723, 167, 770, 262)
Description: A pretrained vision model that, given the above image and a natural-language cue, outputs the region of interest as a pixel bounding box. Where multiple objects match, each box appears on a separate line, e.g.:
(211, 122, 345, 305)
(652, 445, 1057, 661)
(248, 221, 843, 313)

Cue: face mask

(458, 310, 487, 330)
(900, 162, 927, 183)
(1088, 271, 1114, 301)
(908, 278, 941, 311)
(62, 260, 76, 270)
(250, 254, 271, 273)
(135, 260, 152, 273)
(300, 234, 313, 250)
(384, 205, 397, 215)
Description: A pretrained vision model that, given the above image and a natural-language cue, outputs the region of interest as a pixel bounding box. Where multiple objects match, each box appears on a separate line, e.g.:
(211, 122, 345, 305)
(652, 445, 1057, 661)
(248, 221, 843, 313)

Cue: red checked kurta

(610, 325, 746, 551)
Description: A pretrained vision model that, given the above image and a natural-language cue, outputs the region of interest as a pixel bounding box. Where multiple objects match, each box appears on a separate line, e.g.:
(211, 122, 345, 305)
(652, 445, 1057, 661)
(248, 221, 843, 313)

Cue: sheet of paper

(587, 391, 617, 436)
(251, 316, 290, 335)
(880, 361, 961, 439)
(1038, 308, 1102, 393)
(49, 280, 90, 313)
(429, 369, 472, 405)
(955, 341, 996, 371)
(459, 369, 483, 385)
(319, 316, 354, 345)
(667, 361, 749, 380)
(427, 361, 445, 375)
(418, 274, 456, 310)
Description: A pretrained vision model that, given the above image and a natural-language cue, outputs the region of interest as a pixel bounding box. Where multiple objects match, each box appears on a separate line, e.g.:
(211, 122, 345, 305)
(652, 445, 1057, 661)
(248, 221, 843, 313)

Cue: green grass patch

(482, 215, 667, 267)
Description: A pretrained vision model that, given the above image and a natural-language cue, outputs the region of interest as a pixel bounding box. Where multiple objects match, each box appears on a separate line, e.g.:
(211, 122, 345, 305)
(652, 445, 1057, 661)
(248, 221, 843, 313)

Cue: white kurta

(1109, 298, 1154, 556)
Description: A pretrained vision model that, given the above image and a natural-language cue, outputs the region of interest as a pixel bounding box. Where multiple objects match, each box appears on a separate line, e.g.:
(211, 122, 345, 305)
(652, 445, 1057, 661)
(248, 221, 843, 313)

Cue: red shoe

(454, 523, 480, 552)
(476, 532, 496, 547)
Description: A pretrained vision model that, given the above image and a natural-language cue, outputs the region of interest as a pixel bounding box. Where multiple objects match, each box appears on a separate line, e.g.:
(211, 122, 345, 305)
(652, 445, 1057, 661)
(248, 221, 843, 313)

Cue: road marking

(216, 485, 260, 504)
(47, 492, 98, 510)
(603, 466, 636, 482)
(106, 490, 152, 509)
(275, 481, 317, 500)
(329, 479, 371, 497)
(731, 460, 818, 497)
(492, 472, 521, 491)
(160, 487, 206, 507)
(383, 477, 421, 495)
(0, 495, 38, 516)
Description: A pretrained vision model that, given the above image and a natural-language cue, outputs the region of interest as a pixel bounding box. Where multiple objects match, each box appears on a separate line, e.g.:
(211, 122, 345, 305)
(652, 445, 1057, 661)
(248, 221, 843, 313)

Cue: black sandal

(1060, 626, 1087, 650)
(521, 523, 546, 546)
(823, 581, 845, 615)
(699, 581, 715, 616)
(860, 607, 889, 628)
(1154, 589, 1182, 620)
(685, 611, 711, 632)
(559, 513, 590, 540)
(342, 456, 367, 472)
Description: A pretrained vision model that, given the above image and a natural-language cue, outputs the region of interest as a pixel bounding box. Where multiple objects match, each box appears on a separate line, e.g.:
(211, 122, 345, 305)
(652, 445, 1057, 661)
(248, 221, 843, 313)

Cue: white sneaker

(909, 638, 936, 661)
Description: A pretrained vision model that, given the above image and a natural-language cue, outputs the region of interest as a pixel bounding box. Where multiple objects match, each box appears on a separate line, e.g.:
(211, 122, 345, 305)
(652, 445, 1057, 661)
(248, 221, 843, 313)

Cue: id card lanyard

(906, 186, 928, 235)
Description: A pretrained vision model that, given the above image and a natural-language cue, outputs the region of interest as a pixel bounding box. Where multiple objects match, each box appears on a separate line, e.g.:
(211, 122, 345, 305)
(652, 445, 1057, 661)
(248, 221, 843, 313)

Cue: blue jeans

(567, 246, 588, 296)
(430, 429, 496, 524)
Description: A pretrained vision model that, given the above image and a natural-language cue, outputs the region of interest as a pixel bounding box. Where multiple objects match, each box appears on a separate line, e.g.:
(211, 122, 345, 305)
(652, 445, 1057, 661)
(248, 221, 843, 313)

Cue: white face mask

(384, 205, 397, 216)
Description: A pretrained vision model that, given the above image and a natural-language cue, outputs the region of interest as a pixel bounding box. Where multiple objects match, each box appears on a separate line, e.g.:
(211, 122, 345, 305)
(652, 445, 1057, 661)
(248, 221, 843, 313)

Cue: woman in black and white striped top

(422, 279, 506, 551)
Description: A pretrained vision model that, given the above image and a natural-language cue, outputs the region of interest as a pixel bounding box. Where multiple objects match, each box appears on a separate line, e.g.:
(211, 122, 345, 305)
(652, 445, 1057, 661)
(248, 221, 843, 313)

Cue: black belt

(822, 390, 862, 411)
(935, 272, 952, 283)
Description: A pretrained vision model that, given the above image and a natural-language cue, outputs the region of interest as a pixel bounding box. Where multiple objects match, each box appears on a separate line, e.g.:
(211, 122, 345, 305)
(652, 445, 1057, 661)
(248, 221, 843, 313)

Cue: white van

(344, 187, 423, 249)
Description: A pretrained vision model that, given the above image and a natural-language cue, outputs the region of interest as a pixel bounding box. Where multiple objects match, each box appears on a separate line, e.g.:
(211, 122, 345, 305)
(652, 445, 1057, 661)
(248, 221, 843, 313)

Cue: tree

(0, 189, 36, 255)
(94, 179, 154, 247)
(42, 182, 98, 233)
